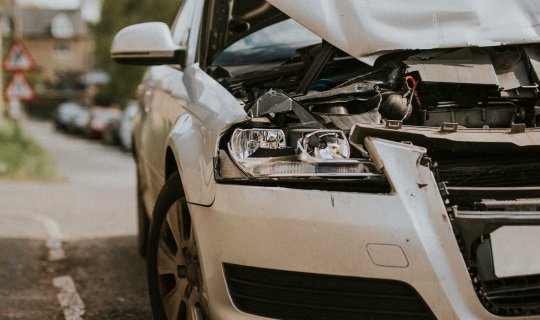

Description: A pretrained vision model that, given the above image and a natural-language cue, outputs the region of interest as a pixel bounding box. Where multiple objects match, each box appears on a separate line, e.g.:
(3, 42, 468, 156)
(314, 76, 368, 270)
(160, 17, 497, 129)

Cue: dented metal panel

(267, 0, 540, 64)
(350, 123, 540, 153)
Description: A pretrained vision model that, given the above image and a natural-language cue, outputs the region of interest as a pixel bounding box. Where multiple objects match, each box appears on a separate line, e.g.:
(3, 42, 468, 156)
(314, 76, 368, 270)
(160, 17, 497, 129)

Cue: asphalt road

(0, 118, 152, 319)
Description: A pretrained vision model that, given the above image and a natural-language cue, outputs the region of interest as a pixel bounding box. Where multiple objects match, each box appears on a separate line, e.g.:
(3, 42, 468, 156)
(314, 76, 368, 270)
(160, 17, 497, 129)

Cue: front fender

(166, 64, 247, 206)
(167, 113, 216, 205)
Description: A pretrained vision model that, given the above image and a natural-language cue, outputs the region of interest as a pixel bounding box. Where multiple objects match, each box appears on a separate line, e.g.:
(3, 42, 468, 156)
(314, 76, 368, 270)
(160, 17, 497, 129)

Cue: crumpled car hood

(267, 0, 540, 64)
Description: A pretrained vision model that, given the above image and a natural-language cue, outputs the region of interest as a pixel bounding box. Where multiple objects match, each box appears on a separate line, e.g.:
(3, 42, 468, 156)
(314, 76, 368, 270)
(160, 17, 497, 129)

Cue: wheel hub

(186, 260, 198, 285)
(177, 256, 199, 286)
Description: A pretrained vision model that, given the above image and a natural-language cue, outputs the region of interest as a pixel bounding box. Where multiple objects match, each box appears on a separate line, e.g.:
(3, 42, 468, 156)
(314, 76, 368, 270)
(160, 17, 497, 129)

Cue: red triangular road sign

(3, 40, 37, 72)
(4, 72, 36, 101)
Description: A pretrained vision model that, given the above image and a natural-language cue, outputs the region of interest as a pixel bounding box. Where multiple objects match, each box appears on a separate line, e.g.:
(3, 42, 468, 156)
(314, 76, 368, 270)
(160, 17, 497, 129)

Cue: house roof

(20, 7, 88, 38)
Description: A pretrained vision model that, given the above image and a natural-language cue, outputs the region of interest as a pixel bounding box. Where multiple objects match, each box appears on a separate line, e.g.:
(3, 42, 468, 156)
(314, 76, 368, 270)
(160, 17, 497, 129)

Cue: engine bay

(212, 43, 540, 132)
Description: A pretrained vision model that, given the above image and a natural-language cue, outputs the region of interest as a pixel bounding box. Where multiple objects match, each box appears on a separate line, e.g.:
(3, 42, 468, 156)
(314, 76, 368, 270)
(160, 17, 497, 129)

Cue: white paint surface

(268, 0, 540, 64)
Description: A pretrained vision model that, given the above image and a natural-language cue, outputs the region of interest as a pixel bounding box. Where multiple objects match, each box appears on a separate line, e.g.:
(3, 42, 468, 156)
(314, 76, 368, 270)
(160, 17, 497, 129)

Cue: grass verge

(0, 118, 58, 181)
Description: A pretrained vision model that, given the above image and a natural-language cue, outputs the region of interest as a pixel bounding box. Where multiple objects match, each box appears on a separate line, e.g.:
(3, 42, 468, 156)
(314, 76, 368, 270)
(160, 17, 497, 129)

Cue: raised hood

(267, 0, 540, 64)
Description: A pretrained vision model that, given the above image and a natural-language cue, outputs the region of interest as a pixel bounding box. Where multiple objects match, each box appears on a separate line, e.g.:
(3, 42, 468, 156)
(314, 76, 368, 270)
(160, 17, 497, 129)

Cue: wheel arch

(165, 147, 178, 181)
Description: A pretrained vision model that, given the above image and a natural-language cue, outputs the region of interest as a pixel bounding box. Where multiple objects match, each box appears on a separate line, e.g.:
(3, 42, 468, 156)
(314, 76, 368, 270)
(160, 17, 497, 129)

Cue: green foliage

(0, 119, 58, 181)
(93, 0, 181, 105)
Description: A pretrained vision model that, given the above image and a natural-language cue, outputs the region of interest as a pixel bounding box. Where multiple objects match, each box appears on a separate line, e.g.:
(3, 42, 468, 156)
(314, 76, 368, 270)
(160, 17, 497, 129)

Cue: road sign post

(2, 40, 36, 73)
(4, 72, 36, 102)
(2, 40, 37, 119)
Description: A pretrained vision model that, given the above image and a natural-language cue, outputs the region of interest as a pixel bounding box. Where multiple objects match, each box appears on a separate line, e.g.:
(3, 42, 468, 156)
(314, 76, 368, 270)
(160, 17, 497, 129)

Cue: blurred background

(0, 0, 177, 118)
(0, 1, 179, 319)
(0, 0, 179, 180)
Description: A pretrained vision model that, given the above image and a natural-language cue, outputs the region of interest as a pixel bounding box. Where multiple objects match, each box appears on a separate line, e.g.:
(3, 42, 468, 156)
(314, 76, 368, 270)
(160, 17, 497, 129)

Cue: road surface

(0, 118, 152, 319)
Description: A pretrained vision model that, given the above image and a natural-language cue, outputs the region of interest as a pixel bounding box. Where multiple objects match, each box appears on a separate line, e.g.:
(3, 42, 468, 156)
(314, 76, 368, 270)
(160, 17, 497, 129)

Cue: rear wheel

(147, 172, 208, 320)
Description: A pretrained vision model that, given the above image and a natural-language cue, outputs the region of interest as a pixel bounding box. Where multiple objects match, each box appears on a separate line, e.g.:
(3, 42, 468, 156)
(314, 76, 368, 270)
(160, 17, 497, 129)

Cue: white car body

(112, 0, 540, 319)
(268, 0, 540, 64)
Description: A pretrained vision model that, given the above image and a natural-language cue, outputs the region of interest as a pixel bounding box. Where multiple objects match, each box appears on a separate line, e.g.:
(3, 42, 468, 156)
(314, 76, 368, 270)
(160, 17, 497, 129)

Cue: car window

(214, 19, 321, 66)
(171, 0, 198, 48)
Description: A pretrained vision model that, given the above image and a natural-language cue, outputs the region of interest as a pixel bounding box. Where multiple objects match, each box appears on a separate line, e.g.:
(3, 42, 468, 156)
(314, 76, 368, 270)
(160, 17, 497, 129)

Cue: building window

(54, 42, 70, 57)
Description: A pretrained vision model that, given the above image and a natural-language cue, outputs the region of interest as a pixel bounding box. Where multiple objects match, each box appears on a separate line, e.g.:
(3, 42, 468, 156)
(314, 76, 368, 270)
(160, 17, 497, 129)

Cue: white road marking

(53, 275, 86, 320)
(30, 214, 66, 261)
(0, 213, 84, 319)
(0, 213, 66, 260)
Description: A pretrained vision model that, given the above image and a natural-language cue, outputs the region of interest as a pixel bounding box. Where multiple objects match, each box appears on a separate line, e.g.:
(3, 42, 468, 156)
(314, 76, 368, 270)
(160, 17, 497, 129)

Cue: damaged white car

(111, 0, 540, 319)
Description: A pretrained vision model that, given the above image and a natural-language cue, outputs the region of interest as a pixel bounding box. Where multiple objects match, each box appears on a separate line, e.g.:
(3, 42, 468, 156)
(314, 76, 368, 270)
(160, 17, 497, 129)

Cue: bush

(0, 119, 58, 181)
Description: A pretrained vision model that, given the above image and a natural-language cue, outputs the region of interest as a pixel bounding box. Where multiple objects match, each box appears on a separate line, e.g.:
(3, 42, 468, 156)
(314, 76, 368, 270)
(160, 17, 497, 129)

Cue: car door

(138, 0, 203, 210)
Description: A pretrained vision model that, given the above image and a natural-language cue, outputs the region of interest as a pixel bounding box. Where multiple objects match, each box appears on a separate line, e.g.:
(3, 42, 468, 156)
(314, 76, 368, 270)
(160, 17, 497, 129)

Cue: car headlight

(229, 129, 287, 160)
(297, 130, 352, 163)
(225, 128, 378, 178)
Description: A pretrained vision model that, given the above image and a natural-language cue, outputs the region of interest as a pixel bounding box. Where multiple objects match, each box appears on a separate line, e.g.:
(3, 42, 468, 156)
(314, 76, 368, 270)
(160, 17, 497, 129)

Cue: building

(18, 5, 95, 89)
(0, 0, 100, 116)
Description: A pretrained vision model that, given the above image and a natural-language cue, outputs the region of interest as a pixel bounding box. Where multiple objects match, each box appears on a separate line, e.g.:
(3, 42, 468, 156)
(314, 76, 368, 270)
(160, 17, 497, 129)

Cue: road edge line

(31, 213, 66, 260)
(53, 275, 86, 320)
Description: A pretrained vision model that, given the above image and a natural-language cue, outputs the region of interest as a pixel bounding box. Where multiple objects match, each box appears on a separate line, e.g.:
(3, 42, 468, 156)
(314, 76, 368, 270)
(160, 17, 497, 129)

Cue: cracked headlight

(225, 128, 377, 178)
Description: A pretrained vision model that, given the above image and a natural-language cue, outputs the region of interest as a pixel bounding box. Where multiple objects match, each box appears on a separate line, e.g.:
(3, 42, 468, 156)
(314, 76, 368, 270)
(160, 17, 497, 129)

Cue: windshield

(214, 19, 321, 66)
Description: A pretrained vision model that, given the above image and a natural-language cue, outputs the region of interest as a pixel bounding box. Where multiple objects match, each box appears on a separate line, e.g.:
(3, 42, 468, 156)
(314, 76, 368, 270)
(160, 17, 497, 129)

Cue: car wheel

(147, 171, 208, 320)
(136, 169, 150, 257)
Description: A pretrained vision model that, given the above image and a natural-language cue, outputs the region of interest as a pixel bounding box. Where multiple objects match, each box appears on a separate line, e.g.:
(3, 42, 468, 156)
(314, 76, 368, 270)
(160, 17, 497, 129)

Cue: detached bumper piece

(224, 264, 436, 320)
(351, 123, 540, 317)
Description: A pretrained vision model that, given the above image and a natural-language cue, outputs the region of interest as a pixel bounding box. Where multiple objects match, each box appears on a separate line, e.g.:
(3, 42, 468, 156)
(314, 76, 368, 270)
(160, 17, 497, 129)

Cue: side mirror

(110, 22, 185, 66)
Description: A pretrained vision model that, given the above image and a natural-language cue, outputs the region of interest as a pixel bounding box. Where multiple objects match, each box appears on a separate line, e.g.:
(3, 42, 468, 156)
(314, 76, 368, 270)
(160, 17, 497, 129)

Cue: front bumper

(188, 138, 539, 320)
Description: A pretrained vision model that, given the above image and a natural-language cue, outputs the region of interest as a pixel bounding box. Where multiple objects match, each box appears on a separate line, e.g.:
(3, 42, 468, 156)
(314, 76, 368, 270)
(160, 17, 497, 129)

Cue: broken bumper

(187, 138, 539, 319)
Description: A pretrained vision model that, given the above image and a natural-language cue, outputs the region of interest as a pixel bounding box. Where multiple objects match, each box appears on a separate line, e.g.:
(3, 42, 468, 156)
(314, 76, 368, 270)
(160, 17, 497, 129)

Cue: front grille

(436, 153, 540, 187)
(224, 263, 436, 320)
(478, 275, 540, 316)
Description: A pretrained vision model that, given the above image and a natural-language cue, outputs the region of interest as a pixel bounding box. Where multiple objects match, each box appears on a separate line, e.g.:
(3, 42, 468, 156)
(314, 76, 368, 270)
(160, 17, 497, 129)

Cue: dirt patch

(0, 239, 62, 320)
(62, 236, 152, 319)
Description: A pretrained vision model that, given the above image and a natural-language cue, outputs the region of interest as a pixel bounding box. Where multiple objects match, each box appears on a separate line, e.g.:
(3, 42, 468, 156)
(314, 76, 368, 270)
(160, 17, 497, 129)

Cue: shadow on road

(0, 238, 61, 320)
(62, 236, 152, 320)
(0, 236, 151, 320)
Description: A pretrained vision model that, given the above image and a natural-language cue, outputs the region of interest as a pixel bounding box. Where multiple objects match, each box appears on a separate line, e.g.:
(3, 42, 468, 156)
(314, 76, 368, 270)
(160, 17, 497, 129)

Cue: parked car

(53, 102, 83, 131)
(112, 1, 540, 319)
(84, 107, 121, 139)
(68, 107, 90, 135)
(118, 102, 138, 151)
(102, 117, 122, 146)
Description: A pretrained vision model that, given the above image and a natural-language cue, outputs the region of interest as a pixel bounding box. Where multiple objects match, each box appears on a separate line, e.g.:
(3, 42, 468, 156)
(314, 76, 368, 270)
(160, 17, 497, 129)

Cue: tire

(136, 170, 150, 257)
(147, 171, 209, 320)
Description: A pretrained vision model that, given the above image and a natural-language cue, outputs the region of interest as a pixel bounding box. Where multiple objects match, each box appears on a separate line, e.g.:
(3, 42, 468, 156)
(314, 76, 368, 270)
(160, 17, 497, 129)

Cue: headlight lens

(229, 129, 287, 160)
(298, 130, 351, 163)
(227, 128, 378, 178)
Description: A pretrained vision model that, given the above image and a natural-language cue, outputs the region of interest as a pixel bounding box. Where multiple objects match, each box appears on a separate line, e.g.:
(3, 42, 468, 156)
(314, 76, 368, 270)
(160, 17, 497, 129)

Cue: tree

(93, 0, 180, 106)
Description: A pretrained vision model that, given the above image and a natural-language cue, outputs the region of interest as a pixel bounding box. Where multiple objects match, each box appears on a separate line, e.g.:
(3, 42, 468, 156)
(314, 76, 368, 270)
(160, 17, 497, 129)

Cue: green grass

(0, 118, 58, 181)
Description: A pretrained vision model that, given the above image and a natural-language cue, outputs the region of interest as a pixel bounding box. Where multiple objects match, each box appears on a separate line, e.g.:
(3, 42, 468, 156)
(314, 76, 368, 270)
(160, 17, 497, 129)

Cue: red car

(84, 107, 121, 139)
